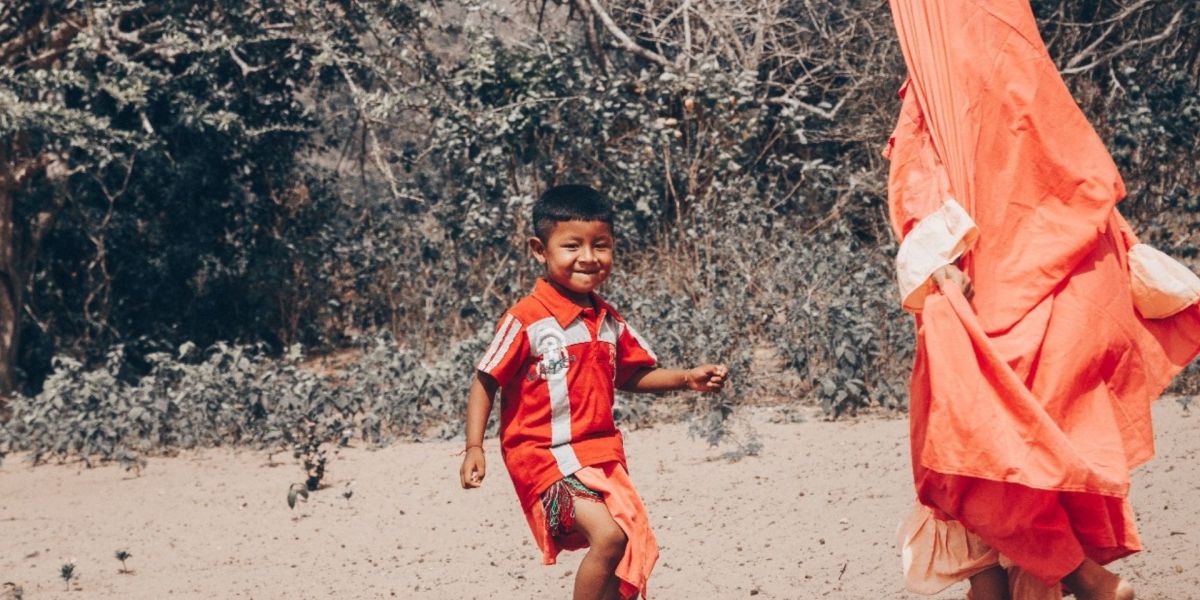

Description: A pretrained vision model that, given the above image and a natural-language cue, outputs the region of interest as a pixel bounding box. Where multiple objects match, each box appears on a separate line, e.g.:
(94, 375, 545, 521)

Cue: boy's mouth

(568, 271, 605, 287)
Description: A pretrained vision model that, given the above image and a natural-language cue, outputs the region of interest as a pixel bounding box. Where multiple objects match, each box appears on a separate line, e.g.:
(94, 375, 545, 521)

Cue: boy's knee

(591, 525, 628, 561)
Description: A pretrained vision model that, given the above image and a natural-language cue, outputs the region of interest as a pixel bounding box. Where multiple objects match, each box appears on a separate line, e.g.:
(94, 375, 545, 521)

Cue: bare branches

(81, 155, 136, 341)
(0, 5, 51, 64)
(1050, 0, 1156, 27)
(333, 57, 417, 203)
(550, 0, 895, 128)
(766, 94, 849, 121)
(680, 0, 692, 70)
(227, 47, 267, 77)
(1062, 6, 1186, 74)
(1041, 0, 1198, 79)
(584, 0, 672, 68)
(3, 11, 81, 71)
(573, 0, 608, 72)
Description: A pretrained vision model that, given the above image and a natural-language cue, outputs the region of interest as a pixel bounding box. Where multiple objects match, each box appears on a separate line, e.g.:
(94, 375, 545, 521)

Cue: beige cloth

(895, 198, 979, 311)
(899, 504, 1063, 599)
(1129, 243, 1200, 319)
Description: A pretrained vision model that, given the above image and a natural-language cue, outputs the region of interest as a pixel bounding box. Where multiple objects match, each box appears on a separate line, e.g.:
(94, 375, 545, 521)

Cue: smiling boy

(459, 184, 728, 600)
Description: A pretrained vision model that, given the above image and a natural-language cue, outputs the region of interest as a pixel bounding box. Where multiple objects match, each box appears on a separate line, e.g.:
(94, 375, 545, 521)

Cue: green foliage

(1, 0, 1197, 462)
(3, 1, 427, 387)
(0, 332, 487, 465)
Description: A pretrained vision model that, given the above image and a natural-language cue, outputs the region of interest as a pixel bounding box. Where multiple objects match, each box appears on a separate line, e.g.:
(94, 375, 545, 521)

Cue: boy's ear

(527, 236, 547, 264)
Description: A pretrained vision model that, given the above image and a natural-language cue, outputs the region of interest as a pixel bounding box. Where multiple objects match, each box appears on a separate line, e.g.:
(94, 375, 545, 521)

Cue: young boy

(458, 184, 728, 600)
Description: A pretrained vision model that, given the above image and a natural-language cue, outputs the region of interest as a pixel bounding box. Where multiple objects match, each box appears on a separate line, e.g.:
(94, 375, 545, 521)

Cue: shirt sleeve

(476, 313, 528, 387)
(615, 320, 658, 388)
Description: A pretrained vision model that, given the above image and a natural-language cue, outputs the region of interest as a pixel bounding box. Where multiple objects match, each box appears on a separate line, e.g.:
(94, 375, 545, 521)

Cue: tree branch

(585, 0, 672, 68)
(571, 0, 608, 73)
(227, 47, 267, 77)
(28, 153, 74, 255)
(333, 58, 419, 203)
(1062, 7, 1186, 75)
(5, 17, 80, 71)
(765, 94, 849, 121)
(0, 6, 50, 64)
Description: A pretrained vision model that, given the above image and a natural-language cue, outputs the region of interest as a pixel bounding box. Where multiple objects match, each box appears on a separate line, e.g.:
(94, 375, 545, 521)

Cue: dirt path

(2, 400, 1198, 599)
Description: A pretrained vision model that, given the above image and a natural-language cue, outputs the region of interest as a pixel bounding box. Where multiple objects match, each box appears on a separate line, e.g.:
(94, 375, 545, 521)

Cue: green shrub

(1, 1, 1196, 465)
(0, 333, 490, 466)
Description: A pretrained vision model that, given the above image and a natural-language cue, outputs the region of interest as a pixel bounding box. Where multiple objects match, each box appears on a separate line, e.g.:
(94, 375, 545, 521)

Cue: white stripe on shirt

(477, 314, 515, 371)
(478, 315, 519, 373)
(526, 316, 583, 476)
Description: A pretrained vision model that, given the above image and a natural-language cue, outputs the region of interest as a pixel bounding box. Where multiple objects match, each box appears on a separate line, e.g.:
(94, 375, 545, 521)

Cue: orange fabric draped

(887, 0, 1200, 586)
(524, 463, 659, 599)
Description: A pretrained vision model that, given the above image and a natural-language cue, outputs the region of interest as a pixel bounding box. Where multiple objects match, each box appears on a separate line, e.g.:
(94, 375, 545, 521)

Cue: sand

(2, 399, 1198, 600)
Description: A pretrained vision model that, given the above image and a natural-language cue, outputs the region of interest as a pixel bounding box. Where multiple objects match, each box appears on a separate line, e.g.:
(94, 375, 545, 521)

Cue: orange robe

(886, 0, 1200, 589)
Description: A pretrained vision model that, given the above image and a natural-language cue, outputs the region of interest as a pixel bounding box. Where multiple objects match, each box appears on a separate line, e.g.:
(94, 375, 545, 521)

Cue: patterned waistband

(541, 474, 603, 538)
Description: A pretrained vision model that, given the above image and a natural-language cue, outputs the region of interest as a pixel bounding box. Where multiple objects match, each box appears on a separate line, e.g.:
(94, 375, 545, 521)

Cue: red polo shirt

(477, 279, 658, 509)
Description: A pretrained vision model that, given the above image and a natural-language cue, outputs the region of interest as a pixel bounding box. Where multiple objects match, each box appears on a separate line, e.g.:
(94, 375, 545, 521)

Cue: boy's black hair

(531, 184, 614, 241)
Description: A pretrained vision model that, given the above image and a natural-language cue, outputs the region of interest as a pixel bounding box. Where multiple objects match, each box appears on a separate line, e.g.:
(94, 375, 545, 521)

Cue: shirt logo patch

(531, 329, 572, 380)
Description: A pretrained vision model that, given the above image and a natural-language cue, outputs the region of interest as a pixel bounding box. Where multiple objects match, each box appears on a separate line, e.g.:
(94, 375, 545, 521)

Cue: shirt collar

(531, 278, 604, 329)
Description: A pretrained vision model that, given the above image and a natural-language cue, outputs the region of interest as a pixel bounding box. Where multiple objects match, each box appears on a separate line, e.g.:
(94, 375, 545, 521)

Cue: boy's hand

(459, 447, 486, 489)
(684, 364, 729, 392)
(931, 264, 974, 301)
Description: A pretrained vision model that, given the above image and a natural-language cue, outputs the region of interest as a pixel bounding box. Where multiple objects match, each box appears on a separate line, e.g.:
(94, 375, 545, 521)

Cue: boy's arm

(459, 372, 499, 489)
(620, 364, 728, 394)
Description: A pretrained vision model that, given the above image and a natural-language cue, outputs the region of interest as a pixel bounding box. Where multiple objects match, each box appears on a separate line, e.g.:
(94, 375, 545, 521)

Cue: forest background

(1, 0, 1197, 468)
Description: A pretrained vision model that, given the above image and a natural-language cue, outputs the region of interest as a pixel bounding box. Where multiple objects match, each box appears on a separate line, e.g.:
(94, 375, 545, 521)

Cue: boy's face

(529, 220, 614, 301)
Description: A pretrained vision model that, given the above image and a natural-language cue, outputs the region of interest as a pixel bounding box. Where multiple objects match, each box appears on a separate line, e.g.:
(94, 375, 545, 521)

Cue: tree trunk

(0, 270, 18, 398)
(0, 184, 19, 404)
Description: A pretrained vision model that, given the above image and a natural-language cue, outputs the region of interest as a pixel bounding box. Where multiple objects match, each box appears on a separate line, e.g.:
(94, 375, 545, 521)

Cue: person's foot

(1064, 558, 1135, 600)
(968, 566, 1010, 600)
(1115, 578, 1135, 600)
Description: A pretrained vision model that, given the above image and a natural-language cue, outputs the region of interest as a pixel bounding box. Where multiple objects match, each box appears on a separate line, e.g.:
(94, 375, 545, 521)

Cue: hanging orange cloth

(885, 0, 1200, 589)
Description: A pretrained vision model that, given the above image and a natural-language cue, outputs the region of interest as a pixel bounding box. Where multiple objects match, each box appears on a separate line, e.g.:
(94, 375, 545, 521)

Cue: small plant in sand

(114, 550, 132, 574)
(293, 420, 328, 491)
(342, 481, 354, 501)
(59, 561, 76, 591)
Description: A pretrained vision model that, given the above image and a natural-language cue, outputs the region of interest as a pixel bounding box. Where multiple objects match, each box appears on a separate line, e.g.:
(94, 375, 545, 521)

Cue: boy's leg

(1062, 558, 1135, 600)
(968, 566, 1010, 600)
(571, 497, 629, 600)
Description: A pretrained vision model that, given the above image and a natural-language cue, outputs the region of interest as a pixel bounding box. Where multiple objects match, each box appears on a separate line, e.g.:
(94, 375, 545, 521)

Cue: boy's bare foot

(1115, 579, 1135, 600)
(968, 566, 1010, 600)
(1063, 558, 1135, 600)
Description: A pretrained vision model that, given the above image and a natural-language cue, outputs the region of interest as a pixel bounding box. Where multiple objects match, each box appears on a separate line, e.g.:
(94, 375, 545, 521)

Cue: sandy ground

(2, 399, 1199, 600)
